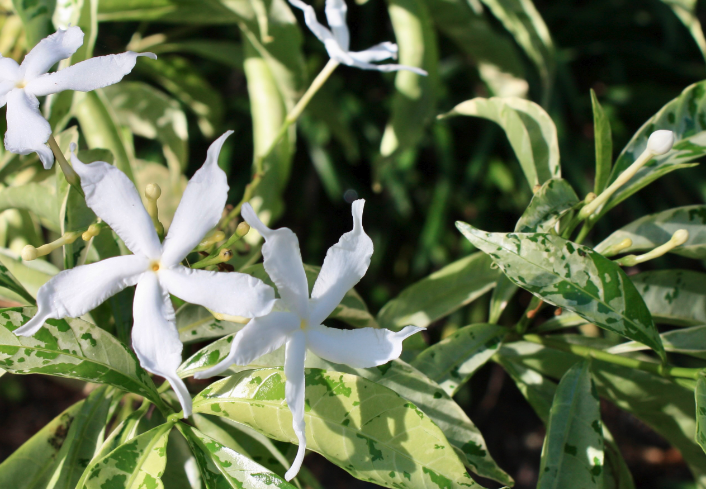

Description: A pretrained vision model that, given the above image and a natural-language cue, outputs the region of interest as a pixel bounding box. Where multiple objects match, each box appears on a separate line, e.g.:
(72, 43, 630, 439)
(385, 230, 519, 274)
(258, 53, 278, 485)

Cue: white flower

(13, 131, 276, 417)
(195, 200, 422, 480)
(0, 26, 155, 169)
(288, 0, 427, 75)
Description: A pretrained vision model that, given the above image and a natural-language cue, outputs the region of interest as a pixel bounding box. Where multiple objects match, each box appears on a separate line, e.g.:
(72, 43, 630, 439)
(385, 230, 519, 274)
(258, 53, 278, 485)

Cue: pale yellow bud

(236, 221, 250, 238)
(21, 245, 37, 261)
(145, 183, 162, 201)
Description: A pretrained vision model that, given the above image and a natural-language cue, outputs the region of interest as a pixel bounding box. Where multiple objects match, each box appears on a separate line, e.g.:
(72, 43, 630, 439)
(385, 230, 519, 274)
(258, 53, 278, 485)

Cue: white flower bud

(646, 130, 675, 155)
(671, 229, 689, 246)
(21, 245, 38, 261)
(145, 183, 161, 201)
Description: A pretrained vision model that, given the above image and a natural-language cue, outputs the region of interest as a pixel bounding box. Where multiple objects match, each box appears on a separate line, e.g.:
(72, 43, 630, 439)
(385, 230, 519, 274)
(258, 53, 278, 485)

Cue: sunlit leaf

(591, 89, 613, 195)
(12, 0, 54, 48)
(515, 178, 578, 233)
(628, 270, 706, 326)
(176, 304, 243, 345)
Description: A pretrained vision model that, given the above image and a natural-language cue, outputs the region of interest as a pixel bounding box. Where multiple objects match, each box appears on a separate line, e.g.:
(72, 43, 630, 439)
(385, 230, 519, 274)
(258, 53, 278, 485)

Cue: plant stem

(522, 334, 701, 380)
(48, 135, 84, 197)
(516, 296, 543, 334)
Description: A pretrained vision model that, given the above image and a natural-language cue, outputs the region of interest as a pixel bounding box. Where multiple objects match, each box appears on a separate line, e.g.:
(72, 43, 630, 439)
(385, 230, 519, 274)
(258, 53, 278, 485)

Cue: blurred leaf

(600, 80, 706, 217)
(377, 252, 500, 330)
(0, 257, 37, 305)
(443, 97, 560, 187)
(162, 429, 201, 489)
(411, 323, 506, 396)
(77, 422, 173, 489)
(193, 368, 478, 489)
(515, 178, 579, 233)
(537, 361, 603, 489)
(0, 248, 57, 301)
(457, 223, 665, 360)
(176, 424, 295, 488)
(12, 0, 55, 48)
(0, 182, 60, 232)
(151, 40, 243, 68)
(595, 205, 706, 260)
(0, 398, 84, 489)
(697, 371, 706, 453)
(176, 304, 243, 344)
(98, 0, 241, 22)
(489, 274, 519, 323)
(0, 307, 162, 404)
(630, 270, 706, 326)
(104, 82, 189, 170)
(660, 0, 706, 64)
(591, 89, 613, 195)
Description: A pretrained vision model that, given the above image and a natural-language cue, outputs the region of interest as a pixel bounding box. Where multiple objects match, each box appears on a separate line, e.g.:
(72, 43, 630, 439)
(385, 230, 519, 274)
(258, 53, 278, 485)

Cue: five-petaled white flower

(288, 0, 427, 75)
(0, 26, 155, 169)
(13, 131, 276, 417)
(196, 200, 422, 480)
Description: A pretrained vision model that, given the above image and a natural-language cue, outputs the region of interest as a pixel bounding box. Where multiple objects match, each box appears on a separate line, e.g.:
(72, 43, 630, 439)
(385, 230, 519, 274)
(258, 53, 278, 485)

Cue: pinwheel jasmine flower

(289, 0, 427, 75)
(0, 26, 155, 169)
(196, 200, 422, 480)
(13, 132, 276, 417)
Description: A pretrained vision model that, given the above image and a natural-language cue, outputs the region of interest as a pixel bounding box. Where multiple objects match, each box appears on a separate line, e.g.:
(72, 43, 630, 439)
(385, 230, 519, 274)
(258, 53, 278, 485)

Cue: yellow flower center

(15, 80, 26, 89)
(300, 319, 308, 331)
(151, 261, 160, 272)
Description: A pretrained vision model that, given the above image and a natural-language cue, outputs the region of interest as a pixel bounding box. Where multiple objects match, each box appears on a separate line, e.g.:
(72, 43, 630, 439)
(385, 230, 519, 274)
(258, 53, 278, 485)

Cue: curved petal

(194, 311, 300, 379)
(4, 89, 53, 169)
(19, 26, 83, 81)
(160, 265, 275, 318)
(25, 52, 157, 97)
(161, 131, 232, 267)
(132, 272, 192, 417)
(348, 42, 397, 63)
(0, 56, 20, 83)
(70, 152, 162, 259)
(13, 255, 147, 337)
(325, 0, 349, 51)
(242, 203, 310, 319)
(288, 0, 336, 44)
(284, 331, 307, 481)
(305, 324, 422, 368)
(309, 200, 373, 325)
(346, 55, 428, 76)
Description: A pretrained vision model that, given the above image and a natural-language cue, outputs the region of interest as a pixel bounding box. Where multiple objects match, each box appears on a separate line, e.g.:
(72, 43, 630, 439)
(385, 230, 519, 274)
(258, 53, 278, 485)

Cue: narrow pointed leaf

(193, 369, 479, 489)
(96, 403, 150, 459)
(0, 262, 36, 305)
(660, 0, 706, 64)
(489, 274, 518, 324)
(537, 361, 604, 489)
(630, 270, 706, 326)
(696, 371, 706, 453)
(591, 89, 613, 194)
(515, 178, 579, 233)
(0, 307, 162, 404)
(457, 223, 665, 360)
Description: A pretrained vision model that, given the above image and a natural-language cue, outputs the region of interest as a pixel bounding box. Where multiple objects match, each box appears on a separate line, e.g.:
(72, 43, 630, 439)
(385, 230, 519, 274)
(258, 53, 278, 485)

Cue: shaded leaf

(515, 178, 579, 233)
(660, 0, 706, 64)
(0, 259, 36, 305)
(591, 89, 613, 195)
(0, 182, 60, 232)
(629, 270, 706, 326)
(697, 371, 706, 453)
(488, 274, 518, 324)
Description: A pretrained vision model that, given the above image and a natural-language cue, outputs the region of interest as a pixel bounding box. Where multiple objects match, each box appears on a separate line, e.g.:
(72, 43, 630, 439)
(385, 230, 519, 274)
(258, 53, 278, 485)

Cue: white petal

(305, 324, 422, 368)
(309, 199, 373, 325)
(161, 131, 232, 267)
(0, 56, 20, 83)
(242, 203, 310, 319)
(13, 255, 147, 336)
(347, 54, 428, 76)
(4, 89, 53, 169)
(25, 52, 157, 97)
(70, 152, 162, 259)
(284, 331, 307, 481)
(325, 0, 349, 51)
(19, 26, 83, 81)
(132, 272, 192, 417)
(348, 42, 397, 63)
(160, 265, 275, 318)
(194, 311, 300, 379)
(288, 0, 336, 44)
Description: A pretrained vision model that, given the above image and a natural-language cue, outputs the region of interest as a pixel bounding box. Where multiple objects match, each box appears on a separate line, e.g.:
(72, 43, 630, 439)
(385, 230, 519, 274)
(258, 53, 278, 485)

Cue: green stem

(48, 135, 84, 197)
(523, 334, 701, 380)
(516, 296, 543, 334)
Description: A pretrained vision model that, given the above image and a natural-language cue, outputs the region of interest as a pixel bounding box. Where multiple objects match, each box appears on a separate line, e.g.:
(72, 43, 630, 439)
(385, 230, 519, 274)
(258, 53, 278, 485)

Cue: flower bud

(584, 192, 597, 204)
(236, 221, 250, 238)
(21, 245, 38, 261)
(671, 229, 689, 246)
(145, 183, 161, 201)
(646, 130, 675, 155)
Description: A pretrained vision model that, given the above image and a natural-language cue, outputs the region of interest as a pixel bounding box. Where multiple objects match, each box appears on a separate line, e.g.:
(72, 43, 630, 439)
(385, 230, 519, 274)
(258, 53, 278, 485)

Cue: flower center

(15, 80, 26, 89)
(300, 319, 308, 331)
(150, 261, 161, 272)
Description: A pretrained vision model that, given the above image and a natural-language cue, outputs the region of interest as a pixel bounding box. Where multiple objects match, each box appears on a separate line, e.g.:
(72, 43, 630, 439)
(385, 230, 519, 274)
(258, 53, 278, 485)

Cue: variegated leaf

(515, 178, 579, 233)
(177, 304, 243, 344)
(630, 270, 706, 326)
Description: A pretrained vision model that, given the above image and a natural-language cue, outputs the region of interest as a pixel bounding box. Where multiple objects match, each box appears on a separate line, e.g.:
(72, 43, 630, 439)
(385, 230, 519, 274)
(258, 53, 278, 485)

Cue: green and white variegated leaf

(609, 325, 706, 359)
(534, 312, 588, 333)
(0, 307, 162, 404)
(162, 429, 201, 489)
(660, 0, 706, 64)
(0, 259, 36, 305)
(697, 371, 706, 453)
(176, 424, 295, 488)
(595, 206, 706, 260)
(78, 422, 173, 489)
(193, 369, 479, 489)
(96, 402, 151, 459)
(411, 323, 507, 396)
(243, 263, 378, 329)
(176, 304, 243, 344)
(515, 178, 579, 233)
(377, 252, 500, 330)
(0, 399, 84, 489)
(457, 223, 665, 360)
(0, 248, 57, 302)
(489, 274, 518, 324)
(591, 89, 613, 195)
(12, 0, 54, 48)
(442, 97, 560, 188)
(599, 81, 706, 217)
(629, 270, 706, 326)
(46, 386, 115, 489)
(537, 361, 604, 489)
(0, 182, 60, 232)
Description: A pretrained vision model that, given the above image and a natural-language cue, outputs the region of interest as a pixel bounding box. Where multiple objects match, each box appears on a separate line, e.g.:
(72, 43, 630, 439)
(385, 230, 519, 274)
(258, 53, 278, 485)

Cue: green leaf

(379, 0, 439, 158)
(0, 259, 37, 305)
(162, 429, 202, 489)
(193, 369, 479, 489)
(0, 307, 162, 405)
(151, 40, 243, 68)
(104, 82, 189, 170)
(177, 304, 243, 344)
(515, 178, 579, 233)
(537, 360, 604, 489)
(442, 97, 560, 188)
(12, 0, 55, 48)
(0, 182, 60, 232)
(457, 223, 665, 360)
(660, 0, 706, 64)
(595, 205, 706, 260)
(629, 270, 706, 326)
(78, 422, 173, 489)
(96, 402, 150, 459)
(377, 252, 500, 330)
(410, 323, 506, 396)
(696, 371, 706, 453)
(0, 248, 58, 302)
(176, 424, 295, 488)
(600, 80, 706, 216)
(97, 0, 242, 22)
(46, 386, 115, 489)
(488, 274, 518, 324)
(0, 398, 84, 489)
(591, 89, 613, 195)
(609, 325, 706, 360)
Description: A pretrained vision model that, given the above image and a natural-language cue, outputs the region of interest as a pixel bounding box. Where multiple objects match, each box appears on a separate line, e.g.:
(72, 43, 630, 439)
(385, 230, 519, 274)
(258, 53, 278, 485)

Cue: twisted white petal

(19, 26, 83, 81)
(5, 89, 53, 168)
(324, 0, 349, 51)
(284, 332, 307, 481)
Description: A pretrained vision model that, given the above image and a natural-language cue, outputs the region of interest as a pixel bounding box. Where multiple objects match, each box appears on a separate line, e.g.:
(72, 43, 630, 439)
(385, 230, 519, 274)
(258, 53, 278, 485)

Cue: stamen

(151, 261, 161, 272)
(15, 80, 26, 89)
